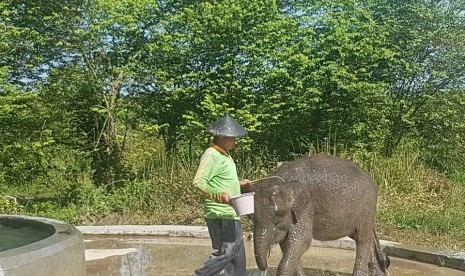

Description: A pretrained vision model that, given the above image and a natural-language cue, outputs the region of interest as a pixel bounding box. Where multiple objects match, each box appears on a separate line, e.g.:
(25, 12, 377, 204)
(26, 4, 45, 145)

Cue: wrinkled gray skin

(246, 154, 390, 276)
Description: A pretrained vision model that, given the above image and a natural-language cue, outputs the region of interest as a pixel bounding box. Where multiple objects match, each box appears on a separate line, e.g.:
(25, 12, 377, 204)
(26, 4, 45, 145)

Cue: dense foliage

(1, 0, 465, 249)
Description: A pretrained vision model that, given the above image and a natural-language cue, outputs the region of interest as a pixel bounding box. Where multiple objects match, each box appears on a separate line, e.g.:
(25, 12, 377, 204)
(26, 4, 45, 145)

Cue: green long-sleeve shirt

(193, 146, 240, 220)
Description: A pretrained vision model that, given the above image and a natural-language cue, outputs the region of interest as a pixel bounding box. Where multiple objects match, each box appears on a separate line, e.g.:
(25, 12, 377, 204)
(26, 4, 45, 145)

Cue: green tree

(370, 0, 465, 156)
(0, 0, 83, 88)
(136, 0, 280, 153)
(55, 0, 163, 185)
(0, 0, 82, 187)
(251, 0, 395, 157)
(414, 91, 465, 173)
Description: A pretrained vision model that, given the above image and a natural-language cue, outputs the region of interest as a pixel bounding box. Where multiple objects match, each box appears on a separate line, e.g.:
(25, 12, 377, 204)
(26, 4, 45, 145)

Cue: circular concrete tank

(0, 215, 86, 276)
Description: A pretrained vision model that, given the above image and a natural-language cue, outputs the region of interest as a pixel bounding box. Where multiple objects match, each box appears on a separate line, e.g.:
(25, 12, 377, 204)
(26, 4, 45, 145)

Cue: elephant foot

(352, 269, 370, 276)
(294, 264, 306, 276)
(368, 268, 387, 276)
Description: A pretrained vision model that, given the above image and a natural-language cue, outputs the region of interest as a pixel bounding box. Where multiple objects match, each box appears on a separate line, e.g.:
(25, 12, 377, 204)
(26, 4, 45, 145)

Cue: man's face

(222, 137, 237, 151)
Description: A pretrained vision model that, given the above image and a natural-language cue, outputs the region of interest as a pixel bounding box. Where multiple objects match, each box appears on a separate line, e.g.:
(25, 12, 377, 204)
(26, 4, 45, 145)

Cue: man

(193, 114, 251, 276)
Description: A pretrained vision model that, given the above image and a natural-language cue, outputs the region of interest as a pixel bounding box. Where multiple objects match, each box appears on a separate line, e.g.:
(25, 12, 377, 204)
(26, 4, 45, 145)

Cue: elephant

(245, 154, 390, 276)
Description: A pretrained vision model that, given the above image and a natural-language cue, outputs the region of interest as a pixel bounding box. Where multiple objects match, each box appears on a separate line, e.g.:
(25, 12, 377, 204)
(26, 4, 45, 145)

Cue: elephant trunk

(254, 226, 271, 271)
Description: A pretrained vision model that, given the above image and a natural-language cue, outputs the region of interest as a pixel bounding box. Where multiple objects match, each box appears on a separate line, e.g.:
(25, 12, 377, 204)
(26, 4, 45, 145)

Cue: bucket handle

(250, 176, 285, 184)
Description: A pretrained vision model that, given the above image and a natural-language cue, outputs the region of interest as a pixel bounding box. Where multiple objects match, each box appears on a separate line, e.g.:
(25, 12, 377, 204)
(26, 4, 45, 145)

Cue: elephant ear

(270, 185, 290, 216)
(279, 181, 306, 225)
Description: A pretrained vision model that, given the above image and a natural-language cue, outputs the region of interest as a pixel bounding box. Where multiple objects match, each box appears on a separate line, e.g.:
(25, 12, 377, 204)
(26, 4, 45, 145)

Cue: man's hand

(239, 179, 252, 187)
(220, 192, 230, 204)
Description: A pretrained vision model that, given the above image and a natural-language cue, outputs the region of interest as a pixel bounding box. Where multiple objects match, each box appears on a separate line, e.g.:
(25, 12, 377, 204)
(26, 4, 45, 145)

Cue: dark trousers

(194, 219, 247, 276)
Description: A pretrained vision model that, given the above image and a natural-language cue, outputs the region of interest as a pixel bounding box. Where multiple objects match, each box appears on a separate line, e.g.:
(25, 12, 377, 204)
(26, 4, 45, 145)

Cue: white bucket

(230, 192, 255, 216)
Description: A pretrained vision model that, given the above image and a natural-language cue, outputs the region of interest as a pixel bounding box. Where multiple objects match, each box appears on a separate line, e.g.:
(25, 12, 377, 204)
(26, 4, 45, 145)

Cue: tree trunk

(92, 73, 125, 187)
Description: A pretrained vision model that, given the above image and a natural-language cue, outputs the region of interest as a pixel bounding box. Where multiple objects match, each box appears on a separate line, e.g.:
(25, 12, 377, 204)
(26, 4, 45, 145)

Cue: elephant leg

(352, 237, 371, 276)
(350, 218, 375, 275)
(294, 260, 306, 276)
(277, 224, 312, 276)
(279, 242, 306, 276)
(368, 229, 389, 276)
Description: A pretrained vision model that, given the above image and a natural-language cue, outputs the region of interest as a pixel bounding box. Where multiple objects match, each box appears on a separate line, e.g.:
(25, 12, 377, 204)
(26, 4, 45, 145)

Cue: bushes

(355, 144, 465, 240)
(1, 132, 464, 250)
(0, 195, 24, 214)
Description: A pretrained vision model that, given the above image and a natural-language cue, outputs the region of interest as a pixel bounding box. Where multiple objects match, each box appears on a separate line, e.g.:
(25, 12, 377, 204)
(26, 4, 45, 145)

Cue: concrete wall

(0, 215, 85, 276)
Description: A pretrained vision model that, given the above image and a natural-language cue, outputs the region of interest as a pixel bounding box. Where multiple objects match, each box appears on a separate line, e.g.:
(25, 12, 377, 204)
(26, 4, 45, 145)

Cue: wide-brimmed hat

(206, 114, 248, 138)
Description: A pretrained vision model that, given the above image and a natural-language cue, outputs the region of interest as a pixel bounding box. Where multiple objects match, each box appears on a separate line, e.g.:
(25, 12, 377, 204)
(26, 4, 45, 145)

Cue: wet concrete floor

(84, 235, 465, 276)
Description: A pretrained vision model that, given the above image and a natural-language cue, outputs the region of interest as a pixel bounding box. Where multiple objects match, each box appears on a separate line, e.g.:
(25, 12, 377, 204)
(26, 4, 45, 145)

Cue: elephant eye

(272, 212, 284, 224)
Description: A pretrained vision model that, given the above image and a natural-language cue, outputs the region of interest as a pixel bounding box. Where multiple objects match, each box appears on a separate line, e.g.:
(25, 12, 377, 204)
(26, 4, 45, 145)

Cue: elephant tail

(373, 229, 390, 271)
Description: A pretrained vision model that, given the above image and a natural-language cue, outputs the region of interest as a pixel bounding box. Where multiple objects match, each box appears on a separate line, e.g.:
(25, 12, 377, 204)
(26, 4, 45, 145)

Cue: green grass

(353, 148, 465, 251)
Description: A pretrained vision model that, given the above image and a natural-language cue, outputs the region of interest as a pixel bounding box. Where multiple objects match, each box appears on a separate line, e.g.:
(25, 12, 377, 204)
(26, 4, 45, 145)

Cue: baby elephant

(247, 154, 390, 276)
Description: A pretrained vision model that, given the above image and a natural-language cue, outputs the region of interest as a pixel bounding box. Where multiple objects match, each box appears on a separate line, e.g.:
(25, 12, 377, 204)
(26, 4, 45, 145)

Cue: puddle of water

(86, 248, 138, 261)
(84, 235, 465, 276)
